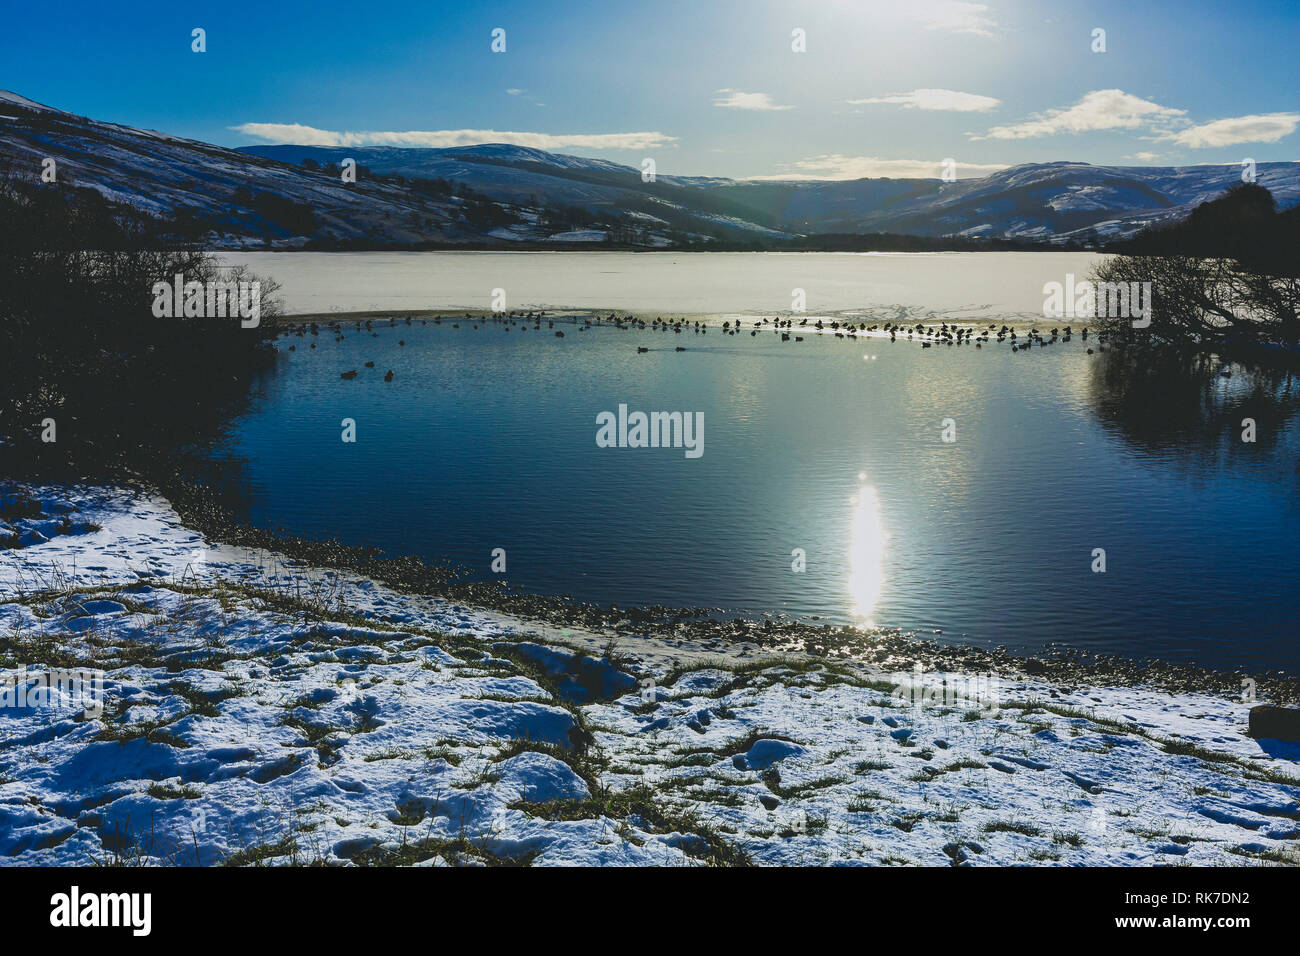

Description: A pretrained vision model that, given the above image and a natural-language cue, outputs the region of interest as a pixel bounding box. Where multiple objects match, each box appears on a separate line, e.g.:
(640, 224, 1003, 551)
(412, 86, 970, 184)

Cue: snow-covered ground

(1, 484, 1297, 866)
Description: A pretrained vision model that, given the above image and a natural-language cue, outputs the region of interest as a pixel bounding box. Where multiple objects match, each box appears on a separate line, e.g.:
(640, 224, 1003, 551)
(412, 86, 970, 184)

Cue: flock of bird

(712, 315, 1109, 353)
(269, 310, 1111, 382)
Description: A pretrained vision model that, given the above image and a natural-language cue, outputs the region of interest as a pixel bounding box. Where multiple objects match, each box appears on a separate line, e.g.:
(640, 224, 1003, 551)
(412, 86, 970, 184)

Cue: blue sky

(4, 0, 1297, 178)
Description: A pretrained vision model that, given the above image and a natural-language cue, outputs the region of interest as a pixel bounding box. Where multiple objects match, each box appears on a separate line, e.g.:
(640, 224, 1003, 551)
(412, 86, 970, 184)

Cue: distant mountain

(0, 92, 787, 247)
(750, 161, 1300, 240)
(242, 144, 1300, 243)
(3, 90, 1299, 248)
(239, 143, 792, 240)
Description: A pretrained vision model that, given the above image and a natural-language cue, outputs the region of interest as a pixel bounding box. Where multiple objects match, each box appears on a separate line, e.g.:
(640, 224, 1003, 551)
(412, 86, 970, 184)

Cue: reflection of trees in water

(1, 320, 281, 547)
(153, 360, 285, 526)
(1, 358, 268, 483)
(1086, 349, 1300, 486)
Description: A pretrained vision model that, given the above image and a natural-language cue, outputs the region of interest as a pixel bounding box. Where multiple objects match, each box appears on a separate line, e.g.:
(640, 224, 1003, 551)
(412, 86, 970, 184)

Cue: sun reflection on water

(848, 485, 887, 624)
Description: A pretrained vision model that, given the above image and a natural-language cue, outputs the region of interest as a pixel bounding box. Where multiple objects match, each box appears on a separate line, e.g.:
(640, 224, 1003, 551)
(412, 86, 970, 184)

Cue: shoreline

(12, 474, 1300, 701)
(151, 446, 1298, 703)
(264, 307, 1040, 327)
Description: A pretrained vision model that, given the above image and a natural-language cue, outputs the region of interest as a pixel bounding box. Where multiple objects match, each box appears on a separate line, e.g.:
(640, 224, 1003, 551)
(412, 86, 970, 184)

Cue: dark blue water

(216, 317, 1300, 672)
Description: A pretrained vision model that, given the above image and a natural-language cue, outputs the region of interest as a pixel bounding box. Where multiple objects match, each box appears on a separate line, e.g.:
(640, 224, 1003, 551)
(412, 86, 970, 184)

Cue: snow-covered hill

(244, 144, 1300, 242)
(700, 160, 1300, 239)
(852, 161, 1300, 240)
(239, 143, 791, 240)
(0, 92, 781, 247)
(4, 90, 1299, 246)
(0, 91, 483, 246)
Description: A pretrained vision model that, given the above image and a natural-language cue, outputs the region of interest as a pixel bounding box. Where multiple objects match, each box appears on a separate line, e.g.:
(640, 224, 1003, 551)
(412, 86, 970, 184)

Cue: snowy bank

(1, 484, 1297, 866)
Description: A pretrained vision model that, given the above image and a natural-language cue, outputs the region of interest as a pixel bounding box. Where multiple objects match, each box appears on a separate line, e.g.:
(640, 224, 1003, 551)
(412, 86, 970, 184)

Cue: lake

(222, 249, 1102, 319)
(213, 252, 1300, 673)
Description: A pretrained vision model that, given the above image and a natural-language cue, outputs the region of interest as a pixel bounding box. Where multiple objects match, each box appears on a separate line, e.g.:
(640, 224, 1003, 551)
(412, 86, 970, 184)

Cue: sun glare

(848, 484, 887, 624)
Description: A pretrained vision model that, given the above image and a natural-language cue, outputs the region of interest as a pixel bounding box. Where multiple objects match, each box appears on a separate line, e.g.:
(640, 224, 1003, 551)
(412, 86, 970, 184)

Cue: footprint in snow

(1062, 770, 1103, 793)
(76, 600, 125, 615)
(996, 752, 1050, 771)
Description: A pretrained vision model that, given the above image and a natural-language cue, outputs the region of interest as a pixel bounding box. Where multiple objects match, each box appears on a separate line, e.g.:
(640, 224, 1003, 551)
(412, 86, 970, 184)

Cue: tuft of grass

(759, 769, 850, 800)
(166, 681, 238, 717)
(363, 748, 412, 762)
(220, 836, 300, 867)
(1160, 739, 1235, 764)
(847, 792, 883, 813)
(96, 718, 190, 749)
(916, 757, 989, 781)
(145, 783, 202, 800)
(671, 729, 800, 764)
(353, 836, 538, 867)
(421, 744, 463, 767)
(279, 713, 347, 765)
(512, 785, 751, 866)
(983, 820, 1041, 837)
(491, 736, 606, 792)
(890, 812, 924, 833)
(854, 759, 892, 773)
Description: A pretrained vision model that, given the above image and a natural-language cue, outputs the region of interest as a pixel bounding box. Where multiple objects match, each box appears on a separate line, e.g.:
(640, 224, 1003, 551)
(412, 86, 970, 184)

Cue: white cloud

(713, 89, 793, 111)
(231, 123, 676, 151)
(972, 89, 1185, 140)
(1163, 112, 1300, 148)
(505, 88, 525, 96)
(848, 88, 1001, 113)
(232, 123, 346, 147)
(1126, 152, 1163, 163)
(906, 1, 998, 37)
(746, 154, 1007, 181)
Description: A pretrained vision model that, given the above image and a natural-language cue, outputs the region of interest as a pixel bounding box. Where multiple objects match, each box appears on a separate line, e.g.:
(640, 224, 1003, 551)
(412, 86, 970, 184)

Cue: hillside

(3, 90, 1299, 248)
(0, 92, 780, 248)
(244, 145, 1300, 242)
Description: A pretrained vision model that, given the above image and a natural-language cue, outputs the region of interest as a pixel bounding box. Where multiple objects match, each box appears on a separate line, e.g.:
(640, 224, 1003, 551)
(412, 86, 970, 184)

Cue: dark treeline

(687, 232, 1096, 253)
(1093, 185, 1300, 354)
(1103, 182, 1300, 275)
(230, 187, 319, 237)
(0, 174, 280, 476)
(292, 233, 1080, 253)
